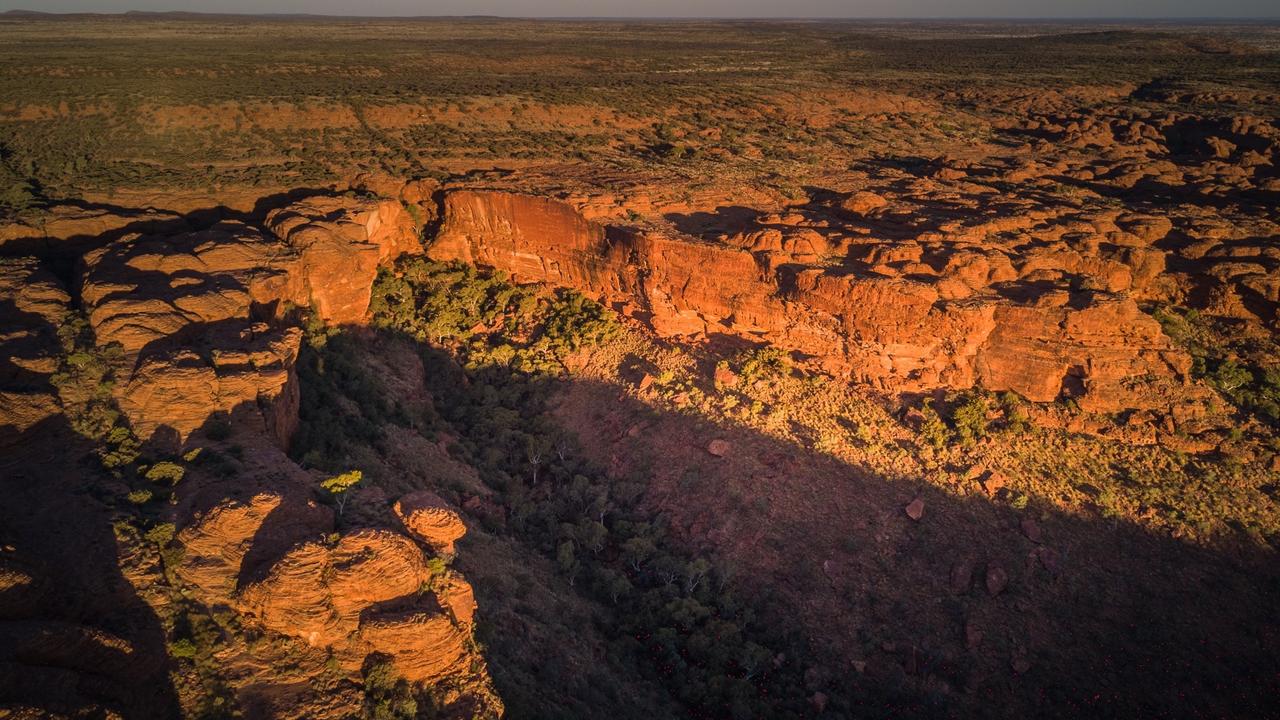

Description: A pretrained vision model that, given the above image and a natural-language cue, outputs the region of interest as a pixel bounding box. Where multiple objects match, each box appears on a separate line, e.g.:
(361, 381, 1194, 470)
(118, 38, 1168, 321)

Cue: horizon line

(3, 9, 1279, 21)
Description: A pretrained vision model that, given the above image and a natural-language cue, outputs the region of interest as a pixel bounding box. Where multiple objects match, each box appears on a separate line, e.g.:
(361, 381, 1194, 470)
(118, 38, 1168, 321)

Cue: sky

(2, 0, 1275, 17)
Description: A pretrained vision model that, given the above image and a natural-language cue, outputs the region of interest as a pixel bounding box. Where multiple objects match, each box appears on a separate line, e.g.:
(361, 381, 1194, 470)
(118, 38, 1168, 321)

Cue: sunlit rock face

(76, 197, 421, 448)
(429, 189, 1191, 411)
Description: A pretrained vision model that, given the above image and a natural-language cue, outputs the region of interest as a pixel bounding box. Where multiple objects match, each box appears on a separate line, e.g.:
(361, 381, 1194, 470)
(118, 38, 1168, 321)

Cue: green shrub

(168, 638, 198, 660)
(127, 488, 154, 504)
(734, 347, 788, 384)
(999, 391, 1029, 432)
(363, 659, 419, 720)
(538, 289, 621, 354)
(426, 556, 447, 577)
(145, 461, 186, 485)
(50, 312, 125, 446)
(951, 391, 990, 446)
(145, 522, 176, 546)
(918, 399, 951, 449)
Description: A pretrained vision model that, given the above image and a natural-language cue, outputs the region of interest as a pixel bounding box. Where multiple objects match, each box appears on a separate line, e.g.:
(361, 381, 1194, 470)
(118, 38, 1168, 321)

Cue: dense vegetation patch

(292, 258, 854, 719)
(1155, 305, 1280, 427)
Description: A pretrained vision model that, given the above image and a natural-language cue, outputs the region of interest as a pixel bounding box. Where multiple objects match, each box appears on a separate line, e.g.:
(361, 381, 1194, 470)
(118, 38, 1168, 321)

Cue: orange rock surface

(429, 190, 1193, 411)
(76, 197, 420, 447)
(0, 259, 69, 443)
(394, 490, 468, 555)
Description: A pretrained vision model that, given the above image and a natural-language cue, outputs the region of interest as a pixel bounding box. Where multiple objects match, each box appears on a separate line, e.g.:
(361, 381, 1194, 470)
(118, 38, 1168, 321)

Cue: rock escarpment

(0, 194, 501, 717)
(77, 197, 419, 447)
(174, 468, 491, 695)
(430, 190, 1192, 412)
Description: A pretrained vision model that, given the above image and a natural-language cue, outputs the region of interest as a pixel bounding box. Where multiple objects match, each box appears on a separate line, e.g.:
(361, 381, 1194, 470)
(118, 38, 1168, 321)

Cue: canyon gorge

(2, 14, 1279, 720)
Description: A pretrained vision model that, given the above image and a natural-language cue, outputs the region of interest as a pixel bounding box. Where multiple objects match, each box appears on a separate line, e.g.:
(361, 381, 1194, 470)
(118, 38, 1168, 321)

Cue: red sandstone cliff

(430, 190, 1191, 412)
(22, 195, 503, 717)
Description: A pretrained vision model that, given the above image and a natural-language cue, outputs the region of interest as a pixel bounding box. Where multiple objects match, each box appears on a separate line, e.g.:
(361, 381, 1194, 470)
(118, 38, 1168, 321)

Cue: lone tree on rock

(321, 469, 363, 516)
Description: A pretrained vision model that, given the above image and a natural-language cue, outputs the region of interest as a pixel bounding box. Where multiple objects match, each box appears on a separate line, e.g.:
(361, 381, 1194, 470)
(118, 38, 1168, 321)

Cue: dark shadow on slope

(0, 415, 181, 719)
(0, 188, 339, 284)
(0, 299, 60, 396)
(338, 329, 1280, 720)
(1046, 173, 1280, 215)
(663, 205, 760, 238)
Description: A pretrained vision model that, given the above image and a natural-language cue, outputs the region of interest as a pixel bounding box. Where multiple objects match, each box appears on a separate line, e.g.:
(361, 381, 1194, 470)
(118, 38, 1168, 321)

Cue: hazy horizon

(2, 0, 1277, 19)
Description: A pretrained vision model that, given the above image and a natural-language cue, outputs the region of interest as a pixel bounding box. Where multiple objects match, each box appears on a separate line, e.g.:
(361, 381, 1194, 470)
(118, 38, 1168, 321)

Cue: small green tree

(918, 399, 951, 449)
(952, 392, 990, 446)
(145, 461, 186, 485)
(736, 346, 788, 384)
(362, 658, 418, 720)
(321, 470, 363, 515)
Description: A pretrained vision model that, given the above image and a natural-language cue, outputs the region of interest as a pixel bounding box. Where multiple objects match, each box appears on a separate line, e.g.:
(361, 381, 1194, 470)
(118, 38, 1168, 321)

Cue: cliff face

(0, 195, 502, 718)
(430, 190, 1190, 412)
(76, 197, 421, 448)
(432, 190, 628, 295)
(0, 183, 1236, 717)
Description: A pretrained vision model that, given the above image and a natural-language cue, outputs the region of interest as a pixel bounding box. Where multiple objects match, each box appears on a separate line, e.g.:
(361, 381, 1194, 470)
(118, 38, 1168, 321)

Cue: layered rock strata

(429, 190, 1192, 412)
(3, 196, 501, 714)
(77, 197, 419, 447)
(0, 259, 70, 443)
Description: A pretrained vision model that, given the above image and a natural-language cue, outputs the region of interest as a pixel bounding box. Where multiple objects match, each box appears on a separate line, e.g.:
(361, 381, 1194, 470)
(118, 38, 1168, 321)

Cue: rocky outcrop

(0, 259, 70, 444)
(174, 488, 332, 604)
(3, 194, 498, 714)
(429, 190, 1191, 411)
(0, 203, 188, 261)
(237, 528, 476, 685)
(77, 197, 419, 447)
(117, 322, 302, 449)
(239, 531, 430, 647)
(394, 490, 468, 555)
(75, 221, 300, 447)
(178, 488, 488, 688)
(170, 437, 500, 713)
(264, 195, 421, 325)
(78, 222, 296, 358)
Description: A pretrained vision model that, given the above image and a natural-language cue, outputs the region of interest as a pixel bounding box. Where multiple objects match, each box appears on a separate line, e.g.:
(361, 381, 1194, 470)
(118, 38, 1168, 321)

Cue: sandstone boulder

(236, 528, 480, 684)
(174, 488, 331, 603)
(394, 491, 467, 555)
(239, 530, 433, 647)
(840, 191, 889, 217)
(357, 608, 471, 683)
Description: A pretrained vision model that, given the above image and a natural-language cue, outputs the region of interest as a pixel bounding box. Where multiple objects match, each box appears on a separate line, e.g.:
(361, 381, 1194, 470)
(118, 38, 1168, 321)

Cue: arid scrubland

(2, 13, 1279, 720)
